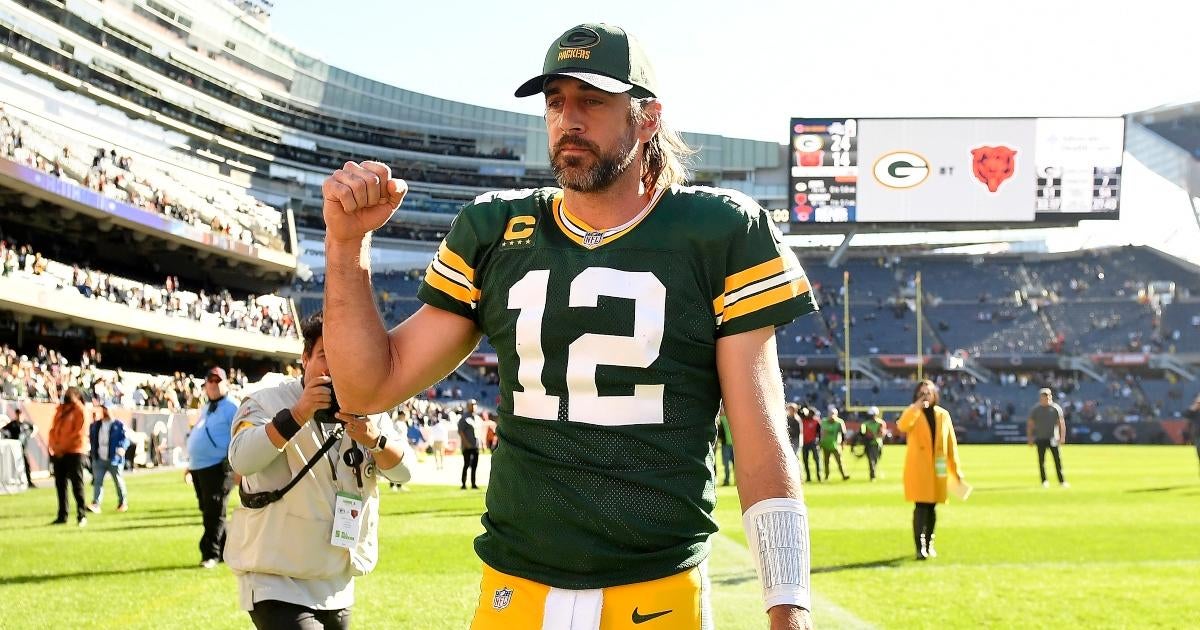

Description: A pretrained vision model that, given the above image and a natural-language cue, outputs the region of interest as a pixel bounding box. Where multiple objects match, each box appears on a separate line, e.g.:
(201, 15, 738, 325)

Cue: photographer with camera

(225, 311, 411, 629)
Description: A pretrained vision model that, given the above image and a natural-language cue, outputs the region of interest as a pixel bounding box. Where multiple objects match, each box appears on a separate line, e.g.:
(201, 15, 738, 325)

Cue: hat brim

(514, 72, 650, 98)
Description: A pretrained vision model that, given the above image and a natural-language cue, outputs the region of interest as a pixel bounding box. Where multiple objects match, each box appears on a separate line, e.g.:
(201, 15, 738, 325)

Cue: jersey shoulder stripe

(421, 188, 556, 310)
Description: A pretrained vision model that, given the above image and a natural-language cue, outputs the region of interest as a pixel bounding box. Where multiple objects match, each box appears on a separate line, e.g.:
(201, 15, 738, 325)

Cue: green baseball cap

(515, 23, 657, 99)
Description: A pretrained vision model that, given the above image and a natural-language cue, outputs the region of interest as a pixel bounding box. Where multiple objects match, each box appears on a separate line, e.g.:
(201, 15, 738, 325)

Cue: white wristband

(742, 497, 811, 612)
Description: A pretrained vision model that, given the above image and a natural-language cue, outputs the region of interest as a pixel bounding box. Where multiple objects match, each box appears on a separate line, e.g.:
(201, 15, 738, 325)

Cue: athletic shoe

(199, 558, 218, 569)
(116, 504, 128, 513)
(77, 517, 87, 528)
(1060, 481, 1070, 488)
(50, 518, 67, 525)
(1041, 481, 1049, 488)
(85, 503, 101, 514)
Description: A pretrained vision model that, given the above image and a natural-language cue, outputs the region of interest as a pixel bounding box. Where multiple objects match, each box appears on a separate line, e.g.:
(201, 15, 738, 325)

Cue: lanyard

(315, 420, 342, 482)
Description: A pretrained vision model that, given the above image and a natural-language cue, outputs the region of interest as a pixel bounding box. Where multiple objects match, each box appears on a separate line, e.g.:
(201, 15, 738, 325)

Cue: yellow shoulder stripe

(437, 241, 474, 283)
(725, 257, 786, 293)
(722, 277, 812, 323)
(426, 265, 480, 306)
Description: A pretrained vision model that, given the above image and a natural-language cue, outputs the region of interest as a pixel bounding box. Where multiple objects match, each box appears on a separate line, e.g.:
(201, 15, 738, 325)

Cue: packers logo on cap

(558, 27, 598, 61)
(559, 27, 600, 49)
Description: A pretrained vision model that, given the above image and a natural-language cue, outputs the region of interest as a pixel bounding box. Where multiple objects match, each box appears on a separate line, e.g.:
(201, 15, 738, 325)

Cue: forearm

(324, 237, 391, 410)
(229, 423, 287, 475)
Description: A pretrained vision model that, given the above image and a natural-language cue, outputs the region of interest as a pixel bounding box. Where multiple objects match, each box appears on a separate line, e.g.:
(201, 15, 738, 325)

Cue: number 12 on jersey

(507, 267, 666, 426)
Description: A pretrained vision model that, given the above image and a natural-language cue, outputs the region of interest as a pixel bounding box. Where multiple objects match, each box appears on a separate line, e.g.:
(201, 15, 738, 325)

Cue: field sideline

(1, 445, 1197, 629)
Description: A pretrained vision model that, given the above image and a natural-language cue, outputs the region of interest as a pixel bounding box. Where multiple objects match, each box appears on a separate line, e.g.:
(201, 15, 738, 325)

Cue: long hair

(912, 379, 940, 426)
(631, 98, 695, 191)
(912, 376, 940, 405)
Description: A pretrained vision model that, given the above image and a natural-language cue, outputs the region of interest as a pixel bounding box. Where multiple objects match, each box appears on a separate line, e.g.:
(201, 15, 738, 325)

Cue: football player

(321, 23, 818, 630)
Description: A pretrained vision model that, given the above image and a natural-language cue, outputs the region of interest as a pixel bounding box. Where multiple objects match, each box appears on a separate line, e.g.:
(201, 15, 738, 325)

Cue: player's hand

(291, 375, 333, 424)
(337, 411, 380, 447)
(769, 605, 814, 629)
(322, 161, 407, 242)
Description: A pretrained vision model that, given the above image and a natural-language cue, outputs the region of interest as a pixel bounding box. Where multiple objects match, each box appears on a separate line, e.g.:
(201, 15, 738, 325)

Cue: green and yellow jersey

(418, 185, 818, 589)
(861, 418, 886, 447)
(819, 417, 846, 451)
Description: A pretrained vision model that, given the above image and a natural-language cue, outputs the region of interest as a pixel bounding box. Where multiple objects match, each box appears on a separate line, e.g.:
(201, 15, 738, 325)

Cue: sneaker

(199, 558, 218, 569)
(50, 518, 67, 525)
(1060, 481, 1070, 488)
(86, 503, 101, 514)
(116, 504, 128, 513)
(842, 475, 850, 481)
(471, 485, 480, 490)
(1041, 481, 1049, 488)
(77, 517, 87, 528)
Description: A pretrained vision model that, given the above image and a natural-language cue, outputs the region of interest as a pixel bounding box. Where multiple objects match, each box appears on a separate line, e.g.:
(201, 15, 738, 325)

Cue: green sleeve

(716, 202, 819, 338)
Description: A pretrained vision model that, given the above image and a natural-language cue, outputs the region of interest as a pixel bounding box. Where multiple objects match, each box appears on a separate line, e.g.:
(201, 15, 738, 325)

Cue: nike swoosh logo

(632, 607, 672, 624)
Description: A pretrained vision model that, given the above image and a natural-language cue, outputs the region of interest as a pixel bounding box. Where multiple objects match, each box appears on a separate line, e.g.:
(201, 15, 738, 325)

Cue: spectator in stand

(1027, 388, 1068, 488)
(896, 380, 964, 560)
(186, 367, 238, 569)
(49, 387, 89, 527)
(87, 404, 129, 513)
(799, 406, 822, 483)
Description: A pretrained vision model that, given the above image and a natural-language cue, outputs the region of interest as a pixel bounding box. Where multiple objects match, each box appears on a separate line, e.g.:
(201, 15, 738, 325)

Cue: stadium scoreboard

(788, 117, 1124, 224)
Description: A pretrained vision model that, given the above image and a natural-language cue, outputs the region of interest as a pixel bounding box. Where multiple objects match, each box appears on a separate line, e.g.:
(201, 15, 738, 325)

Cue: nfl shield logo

(492, 587, 513, 611)
(583, 231, 603, 248)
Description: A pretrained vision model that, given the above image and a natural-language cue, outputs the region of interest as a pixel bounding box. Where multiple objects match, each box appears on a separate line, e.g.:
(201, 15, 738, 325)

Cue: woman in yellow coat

(896, 380, 963, 560)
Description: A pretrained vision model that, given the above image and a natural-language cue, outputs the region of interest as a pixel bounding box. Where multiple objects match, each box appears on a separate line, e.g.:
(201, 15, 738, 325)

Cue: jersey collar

(551, 187, 666, 250)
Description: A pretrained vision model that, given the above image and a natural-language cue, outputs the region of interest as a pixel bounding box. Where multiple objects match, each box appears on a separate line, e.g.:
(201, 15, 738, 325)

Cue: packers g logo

(873, 151, 930, 189)
(559, 27, 600, 49)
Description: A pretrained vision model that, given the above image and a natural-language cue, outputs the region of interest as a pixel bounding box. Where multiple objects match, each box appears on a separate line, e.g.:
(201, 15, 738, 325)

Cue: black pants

(22, 450, 35, 485)
(249, 599, 351, 630)
(1035, 439, 1065, 483)
(913, 502, 937, 553)
(191, 460, 234, 562)
(801, 442, 821, 481)
(52, 453, 86, 521)
(461, 448, 479, 488)
(865, 442, 882, 480)
(822, 448, 846, 480)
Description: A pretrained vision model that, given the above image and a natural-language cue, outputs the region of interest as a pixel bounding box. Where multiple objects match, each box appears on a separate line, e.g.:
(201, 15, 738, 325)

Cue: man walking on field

(1027, 388, 1068, 488)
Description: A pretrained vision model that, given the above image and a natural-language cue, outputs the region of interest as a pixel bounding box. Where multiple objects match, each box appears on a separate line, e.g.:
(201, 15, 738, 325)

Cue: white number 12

(507, 267, 665, 425)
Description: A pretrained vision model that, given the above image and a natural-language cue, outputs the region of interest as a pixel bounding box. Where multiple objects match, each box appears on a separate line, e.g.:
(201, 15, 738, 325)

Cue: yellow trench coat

(896, 404, 962, 504)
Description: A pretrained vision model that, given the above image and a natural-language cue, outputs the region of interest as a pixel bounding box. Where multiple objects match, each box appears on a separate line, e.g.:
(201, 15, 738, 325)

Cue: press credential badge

(331, 491, 363, 549)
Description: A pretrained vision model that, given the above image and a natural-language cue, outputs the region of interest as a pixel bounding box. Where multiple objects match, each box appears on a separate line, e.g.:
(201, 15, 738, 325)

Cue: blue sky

(268, 0, 1200, 259)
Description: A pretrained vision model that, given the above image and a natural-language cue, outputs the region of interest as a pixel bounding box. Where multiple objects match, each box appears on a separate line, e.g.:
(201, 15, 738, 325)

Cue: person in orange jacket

(48, 387, 89, 526)
(896, 380, 963, 560)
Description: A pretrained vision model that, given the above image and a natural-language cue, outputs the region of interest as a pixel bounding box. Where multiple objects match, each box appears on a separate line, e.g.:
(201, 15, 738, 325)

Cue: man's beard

(550, 130, 639, 193)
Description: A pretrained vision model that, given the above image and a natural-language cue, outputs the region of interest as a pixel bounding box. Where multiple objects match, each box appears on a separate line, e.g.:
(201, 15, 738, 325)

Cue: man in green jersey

(321, 23, 817, 630)
(859, 406, 888, 481)
(820, 405, 850, 481)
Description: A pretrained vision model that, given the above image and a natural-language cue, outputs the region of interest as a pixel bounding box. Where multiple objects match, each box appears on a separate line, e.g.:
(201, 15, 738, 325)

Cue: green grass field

(2, 445, 1198, 629)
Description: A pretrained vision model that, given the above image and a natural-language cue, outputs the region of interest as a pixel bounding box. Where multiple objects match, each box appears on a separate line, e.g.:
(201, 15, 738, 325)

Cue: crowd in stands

(0, 104, 286, 251)
(0, 343, 251, 408)
(1, 236, 298, 338)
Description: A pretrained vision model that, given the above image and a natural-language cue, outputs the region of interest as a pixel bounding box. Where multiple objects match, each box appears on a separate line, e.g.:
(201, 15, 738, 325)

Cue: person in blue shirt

(187, 366, 238, 568)
(87, 404, 130, 513)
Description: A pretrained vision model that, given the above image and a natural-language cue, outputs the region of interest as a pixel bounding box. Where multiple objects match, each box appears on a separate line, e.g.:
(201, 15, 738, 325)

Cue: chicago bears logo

(971, 146, 1017, 193)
